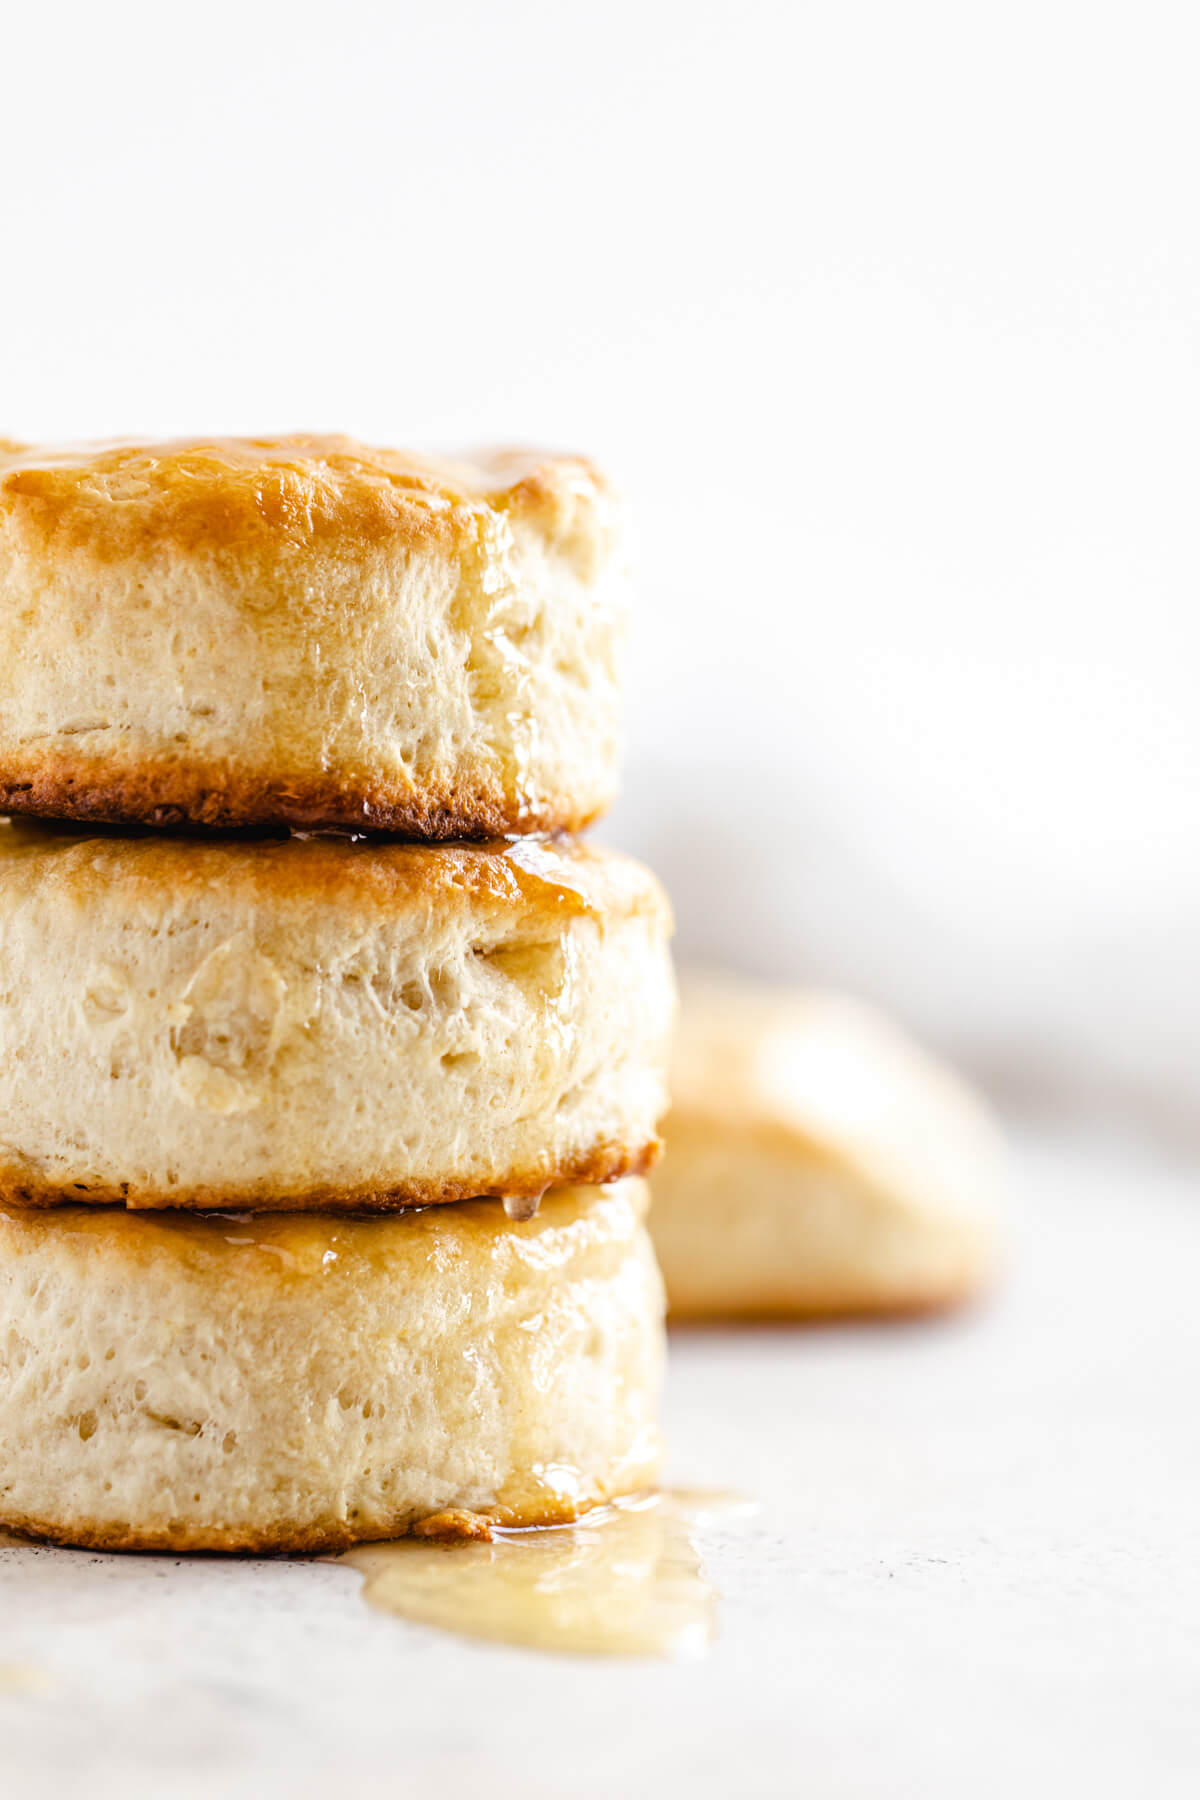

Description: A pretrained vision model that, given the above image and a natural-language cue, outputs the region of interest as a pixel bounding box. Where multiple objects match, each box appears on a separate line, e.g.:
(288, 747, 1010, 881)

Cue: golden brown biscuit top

(0, 433, 615, 567)
(0, 818, 668, 927)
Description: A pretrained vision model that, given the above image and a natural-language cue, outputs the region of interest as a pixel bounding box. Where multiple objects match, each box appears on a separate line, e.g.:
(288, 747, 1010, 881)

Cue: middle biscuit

(0, 824, 674, 1211)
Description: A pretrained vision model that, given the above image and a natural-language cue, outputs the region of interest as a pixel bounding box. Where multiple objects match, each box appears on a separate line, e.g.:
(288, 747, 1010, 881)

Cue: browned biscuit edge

(0, 1479, 657, 1557)
(0, 1138, 661, 1214)
(0, 759, 600, 840)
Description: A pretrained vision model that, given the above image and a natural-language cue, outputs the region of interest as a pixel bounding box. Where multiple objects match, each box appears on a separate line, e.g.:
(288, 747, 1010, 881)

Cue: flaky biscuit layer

(0, 823, 674, 1210)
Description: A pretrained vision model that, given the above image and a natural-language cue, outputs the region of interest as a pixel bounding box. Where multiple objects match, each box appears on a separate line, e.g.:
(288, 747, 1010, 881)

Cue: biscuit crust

(0, 1182, 664, 1554)
(0, 822, 674, 1211)
(0, 434, 629, 835)
(0, 759, 595, 839)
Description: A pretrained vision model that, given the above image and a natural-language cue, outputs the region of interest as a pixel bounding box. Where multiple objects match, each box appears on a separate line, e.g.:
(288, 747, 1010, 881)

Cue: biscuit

(0, 435, 628, 836)
(649, 978, 1001, 1319)
(0, 1180, 663, 1553)
(0, 822, 674, 1210)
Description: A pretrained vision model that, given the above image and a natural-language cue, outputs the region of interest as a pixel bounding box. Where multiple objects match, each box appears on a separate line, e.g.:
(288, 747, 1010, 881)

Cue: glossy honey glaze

(0, 1180, 646, 1289)
(338, 1491, 747, 1659)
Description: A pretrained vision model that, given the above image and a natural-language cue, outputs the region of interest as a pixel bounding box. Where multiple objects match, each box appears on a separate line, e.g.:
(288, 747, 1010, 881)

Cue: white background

(2, 19, 1197, 1792)
(3, 0, 1198, 1129)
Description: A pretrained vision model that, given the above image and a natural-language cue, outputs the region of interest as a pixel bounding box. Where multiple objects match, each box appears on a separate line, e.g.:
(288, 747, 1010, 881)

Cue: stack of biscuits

(0, 434, 674, 1553)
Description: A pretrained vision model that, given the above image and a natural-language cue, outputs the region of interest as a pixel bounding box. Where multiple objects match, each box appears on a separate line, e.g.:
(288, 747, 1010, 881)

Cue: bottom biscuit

(0, 1181, 663, 1553)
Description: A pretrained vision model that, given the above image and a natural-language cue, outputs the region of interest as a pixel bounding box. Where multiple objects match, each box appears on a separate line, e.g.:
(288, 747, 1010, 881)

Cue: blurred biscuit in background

(649, 976, 1002, 1321)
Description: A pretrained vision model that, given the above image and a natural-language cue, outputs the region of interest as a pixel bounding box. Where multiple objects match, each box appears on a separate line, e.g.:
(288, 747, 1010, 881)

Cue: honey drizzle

(500, 1191, 543, 1222)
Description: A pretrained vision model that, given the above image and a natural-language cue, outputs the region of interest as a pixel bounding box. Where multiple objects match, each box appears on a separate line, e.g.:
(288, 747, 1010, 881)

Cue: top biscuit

(0, 434, 629, 835)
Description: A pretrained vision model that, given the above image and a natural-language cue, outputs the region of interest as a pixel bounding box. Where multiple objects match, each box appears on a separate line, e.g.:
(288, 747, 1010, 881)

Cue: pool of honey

(337, 1490, 747, 1659)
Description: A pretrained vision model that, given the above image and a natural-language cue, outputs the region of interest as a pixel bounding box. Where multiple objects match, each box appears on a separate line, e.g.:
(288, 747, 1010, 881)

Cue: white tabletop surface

(3, 1123, 1197, 1800)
